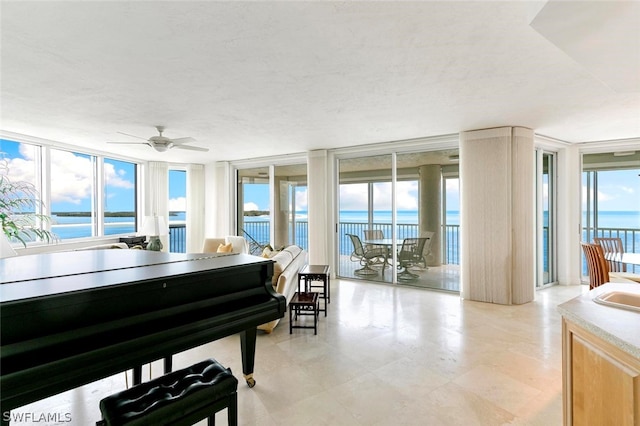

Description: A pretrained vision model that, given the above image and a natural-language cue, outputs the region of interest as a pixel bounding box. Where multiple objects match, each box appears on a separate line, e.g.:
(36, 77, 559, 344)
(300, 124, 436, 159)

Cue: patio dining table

(363, 238, 404, 247)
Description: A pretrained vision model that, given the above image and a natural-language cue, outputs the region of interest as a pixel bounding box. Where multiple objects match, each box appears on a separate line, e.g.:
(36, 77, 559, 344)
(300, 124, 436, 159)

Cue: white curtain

(146, 161, 169, 251)
(460, 127, 534, 305)
(307, 150, 329, 264)
(186, 164, 205, 253)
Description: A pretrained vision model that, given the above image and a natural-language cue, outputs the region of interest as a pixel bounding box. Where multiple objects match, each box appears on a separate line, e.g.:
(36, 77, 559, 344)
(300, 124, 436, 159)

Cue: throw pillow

(217, 243, 233, 253)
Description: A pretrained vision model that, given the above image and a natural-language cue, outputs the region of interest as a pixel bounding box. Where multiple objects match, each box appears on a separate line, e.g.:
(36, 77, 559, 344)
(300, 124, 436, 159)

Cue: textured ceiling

(1, 1, 638, 164)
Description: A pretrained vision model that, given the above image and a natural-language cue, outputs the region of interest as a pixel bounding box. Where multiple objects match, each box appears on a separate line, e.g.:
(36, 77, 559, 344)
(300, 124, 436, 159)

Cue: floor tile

(13, 278, 585, 425)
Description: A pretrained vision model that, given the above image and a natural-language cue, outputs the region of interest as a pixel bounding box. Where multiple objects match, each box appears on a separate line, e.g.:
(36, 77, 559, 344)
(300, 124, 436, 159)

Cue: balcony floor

(337, 255, 460, 292)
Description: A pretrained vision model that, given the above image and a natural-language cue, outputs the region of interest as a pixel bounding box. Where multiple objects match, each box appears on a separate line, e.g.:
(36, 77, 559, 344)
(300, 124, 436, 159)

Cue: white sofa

(203, 237, 307, 332)
(258, 245, 307, 333)
(201, 236, 249, 254)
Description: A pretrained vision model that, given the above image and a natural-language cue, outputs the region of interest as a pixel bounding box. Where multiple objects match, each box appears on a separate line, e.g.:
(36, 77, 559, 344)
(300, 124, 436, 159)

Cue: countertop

(558, 283, 640, 359)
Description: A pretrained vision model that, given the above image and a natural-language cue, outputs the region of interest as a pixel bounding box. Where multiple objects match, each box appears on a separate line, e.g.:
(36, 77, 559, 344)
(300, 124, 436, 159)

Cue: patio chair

(397, 237, 428, 281)
(346, 233, 387, 276)
(414, 231, 434, 269)
(363, 229, 389, 267)
(363, 229, 384, 240)
(594, 237, 626, 272)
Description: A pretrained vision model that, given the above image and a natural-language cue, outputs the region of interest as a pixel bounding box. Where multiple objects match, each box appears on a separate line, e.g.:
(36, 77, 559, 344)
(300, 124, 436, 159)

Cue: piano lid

(0, 250, 271, 304)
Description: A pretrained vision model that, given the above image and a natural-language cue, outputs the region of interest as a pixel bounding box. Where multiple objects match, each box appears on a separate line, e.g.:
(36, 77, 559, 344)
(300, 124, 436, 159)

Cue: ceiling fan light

(154, 143, 172, 152)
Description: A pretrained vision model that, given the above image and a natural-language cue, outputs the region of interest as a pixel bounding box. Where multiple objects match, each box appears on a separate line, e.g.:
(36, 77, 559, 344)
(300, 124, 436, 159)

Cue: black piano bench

(97, 359, 238, 426)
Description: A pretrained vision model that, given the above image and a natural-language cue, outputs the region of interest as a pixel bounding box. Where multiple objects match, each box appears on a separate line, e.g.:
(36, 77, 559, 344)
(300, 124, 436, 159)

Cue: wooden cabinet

(563, 319, 640, 425)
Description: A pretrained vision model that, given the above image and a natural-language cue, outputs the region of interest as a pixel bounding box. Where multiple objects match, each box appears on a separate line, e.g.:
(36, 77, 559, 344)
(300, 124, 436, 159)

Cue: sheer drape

(186, 164, 205, 253)
(460, 127, 534, 304)
(307, 150, 329, 264)
(146, 162, 169, 251)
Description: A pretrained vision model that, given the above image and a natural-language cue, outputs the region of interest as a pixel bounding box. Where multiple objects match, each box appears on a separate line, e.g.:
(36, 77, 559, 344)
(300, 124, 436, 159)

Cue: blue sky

(1, 139, 186, 212)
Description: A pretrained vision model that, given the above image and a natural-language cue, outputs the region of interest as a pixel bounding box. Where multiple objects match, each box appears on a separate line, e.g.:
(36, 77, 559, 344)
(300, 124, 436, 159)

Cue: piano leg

(132, 356, 171, 386)
(239, 327, 257, 388)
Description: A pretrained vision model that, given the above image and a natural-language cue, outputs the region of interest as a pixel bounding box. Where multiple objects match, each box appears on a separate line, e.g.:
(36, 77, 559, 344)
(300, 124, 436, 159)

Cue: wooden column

(460, 127, 535, 305)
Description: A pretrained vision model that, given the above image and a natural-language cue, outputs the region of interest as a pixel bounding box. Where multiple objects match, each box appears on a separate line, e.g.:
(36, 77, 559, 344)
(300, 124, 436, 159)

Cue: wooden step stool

(97, 358, 238, 426)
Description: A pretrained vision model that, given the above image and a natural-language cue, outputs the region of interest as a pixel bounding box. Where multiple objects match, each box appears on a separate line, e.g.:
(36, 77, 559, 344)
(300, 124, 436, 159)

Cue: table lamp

(139, 216, 167, 251)
(1, 233, 18, 258)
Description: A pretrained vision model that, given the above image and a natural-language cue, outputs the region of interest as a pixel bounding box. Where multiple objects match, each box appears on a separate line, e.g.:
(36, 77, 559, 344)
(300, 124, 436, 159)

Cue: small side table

(298, 265, 330, 316)
(289, 292, 319, 335)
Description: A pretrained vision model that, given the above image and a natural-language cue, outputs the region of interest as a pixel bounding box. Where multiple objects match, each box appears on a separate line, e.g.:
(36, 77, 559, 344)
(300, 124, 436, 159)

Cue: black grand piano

(0, 250, 284, 417)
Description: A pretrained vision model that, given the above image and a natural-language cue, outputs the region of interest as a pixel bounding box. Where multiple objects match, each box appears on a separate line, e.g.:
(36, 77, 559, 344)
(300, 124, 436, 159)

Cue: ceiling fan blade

(170, 137, 196, 145)
(116, 131, 149, 141)
(107, 141, 149, 145)
(175, 145, 209, 152)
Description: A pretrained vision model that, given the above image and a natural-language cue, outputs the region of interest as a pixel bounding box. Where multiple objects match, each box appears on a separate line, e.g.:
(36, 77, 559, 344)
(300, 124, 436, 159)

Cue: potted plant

(0, 156, 55, 246)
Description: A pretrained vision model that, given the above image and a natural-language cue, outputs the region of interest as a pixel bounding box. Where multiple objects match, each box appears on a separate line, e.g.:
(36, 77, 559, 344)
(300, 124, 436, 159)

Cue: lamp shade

(0, 233, 18, 259)
(139, 216, 168, 237)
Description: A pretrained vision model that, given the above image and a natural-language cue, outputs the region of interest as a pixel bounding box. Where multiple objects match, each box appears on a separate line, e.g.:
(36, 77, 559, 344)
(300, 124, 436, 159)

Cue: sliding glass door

(582, 152, 640, 275)
(236, 163, 308, 254)
(274, 164, 308, 250)
(536, 150, 556, 287)
(237, 167, 271, 253)
(337, 149, 460, 291)
(338, 154, 393, 281)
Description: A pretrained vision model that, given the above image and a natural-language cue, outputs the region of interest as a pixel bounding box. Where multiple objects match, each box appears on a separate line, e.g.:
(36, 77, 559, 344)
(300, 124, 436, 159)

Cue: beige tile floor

(13, 279, 587, 426)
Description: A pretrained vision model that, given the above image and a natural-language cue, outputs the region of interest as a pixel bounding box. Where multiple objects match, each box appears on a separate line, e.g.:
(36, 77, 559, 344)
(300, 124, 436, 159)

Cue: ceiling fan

(107, 126, 209, 152)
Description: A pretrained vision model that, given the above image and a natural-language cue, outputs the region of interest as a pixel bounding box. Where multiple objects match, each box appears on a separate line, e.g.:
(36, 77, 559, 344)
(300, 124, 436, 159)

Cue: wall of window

(1, 137, 140, 244)
(337, 149, 459, 291)
(168, 169, 187, 252)
(49, 148, 96, 238)
(582, 151, 640, 275)
(536, 150, 557, 287)
(104, 158, 137, 236)
(235, 163, 308, 254)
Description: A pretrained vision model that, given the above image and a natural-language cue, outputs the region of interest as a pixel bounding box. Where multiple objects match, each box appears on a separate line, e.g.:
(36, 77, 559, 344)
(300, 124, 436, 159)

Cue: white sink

(593, 291, 640, 313)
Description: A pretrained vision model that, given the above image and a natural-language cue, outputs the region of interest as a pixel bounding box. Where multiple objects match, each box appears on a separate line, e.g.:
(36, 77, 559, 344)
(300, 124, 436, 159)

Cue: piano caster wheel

(246, 377, 256, 388)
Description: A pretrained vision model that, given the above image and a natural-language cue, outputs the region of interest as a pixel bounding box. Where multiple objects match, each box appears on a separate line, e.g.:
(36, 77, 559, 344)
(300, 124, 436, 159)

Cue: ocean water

(50, 210, 639, 243)
(50, 212, 186, 240)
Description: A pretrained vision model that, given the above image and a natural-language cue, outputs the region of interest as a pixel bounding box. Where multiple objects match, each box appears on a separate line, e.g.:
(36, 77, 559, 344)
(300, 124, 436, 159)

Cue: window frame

(1, 133, 143, 245)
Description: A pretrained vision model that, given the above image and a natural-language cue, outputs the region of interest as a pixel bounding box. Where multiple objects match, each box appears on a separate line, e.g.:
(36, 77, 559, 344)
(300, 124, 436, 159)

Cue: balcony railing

(169, 222, 639, 273)
(168, 223, 187, 253)
(338, 222, 460, 264)
(583, 227, 640, 274)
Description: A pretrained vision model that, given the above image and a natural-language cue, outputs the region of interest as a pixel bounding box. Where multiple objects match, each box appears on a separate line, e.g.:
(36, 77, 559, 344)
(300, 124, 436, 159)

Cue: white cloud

(105, 162, 134, 189)
(244, 202, 260, 211)
(5, 157, 36, 184)
(620, 185, 635, 194)
(6, 149, 134, 206)
(339, 183, 368, 210)
(295, 188, 308, 210)
(169, 197, 186, 212)
(50, 150, 94, 204)
(339, 181, 419, 210)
